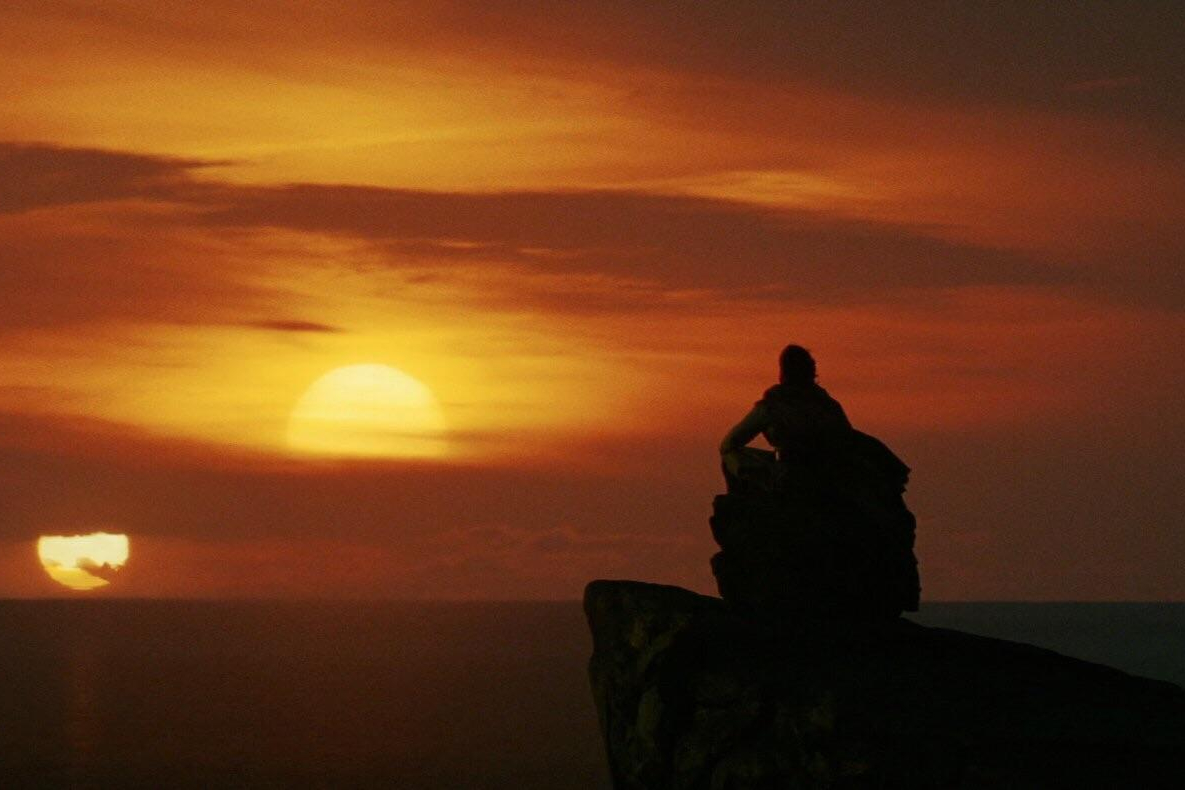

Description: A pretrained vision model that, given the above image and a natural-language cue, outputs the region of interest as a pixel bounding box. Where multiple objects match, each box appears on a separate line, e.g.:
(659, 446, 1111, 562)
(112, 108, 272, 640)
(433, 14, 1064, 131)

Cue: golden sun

(38, 532, 130, 591)
(287, 364, 448, 459)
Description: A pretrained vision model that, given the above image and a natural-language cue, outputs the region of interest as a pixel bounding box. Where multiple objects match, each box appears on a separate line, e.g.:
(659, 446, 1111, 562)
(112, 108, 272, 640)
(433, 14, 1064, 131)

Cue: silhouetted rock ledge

(585, 580, 1185, 789)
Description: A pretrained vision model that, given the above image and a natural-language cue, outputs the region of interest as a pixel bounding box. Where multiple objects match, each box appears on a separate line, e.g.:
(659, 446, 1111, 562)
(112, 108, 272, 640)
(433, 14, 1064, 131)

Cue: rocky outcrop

(710, 489, 918, 619)
(711, 437, 920, 619)
(585, 580, 1185, 789)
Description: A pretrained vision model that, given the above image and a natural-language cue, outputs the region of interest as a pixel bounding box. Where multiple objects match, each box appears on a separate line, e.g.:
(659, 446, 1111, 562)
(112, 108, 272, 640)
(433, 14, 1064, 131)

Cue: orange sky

(2, 1, 1183, 599)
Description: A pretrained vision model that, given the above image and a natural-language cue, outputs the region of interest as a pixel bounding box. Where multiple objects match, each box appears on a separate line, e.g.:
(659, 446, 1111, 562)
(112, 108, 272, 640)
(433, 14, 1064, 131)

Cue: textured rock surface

(710, 488, 918, 619)
(711, 435, 920, 618)
(586, 580, 1185, 789)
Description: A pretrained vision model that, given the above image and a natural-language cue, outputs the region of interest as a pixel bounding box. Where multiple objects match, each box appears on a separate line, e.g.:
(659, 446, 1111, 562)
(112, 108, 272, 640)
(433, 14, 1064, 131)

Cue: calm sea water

(0, 600, 1181, 788)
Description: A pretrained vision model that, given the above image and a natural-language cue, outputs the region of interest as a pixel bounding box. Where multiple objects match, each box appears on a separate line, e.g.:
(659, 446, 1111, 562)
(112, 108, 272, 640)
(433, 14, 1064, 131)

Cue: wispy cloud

(0, 143, 1069, 318)
(240, 319, 344, 333)
(193, 183, 1065, 298)
(0, 142, 217, 214)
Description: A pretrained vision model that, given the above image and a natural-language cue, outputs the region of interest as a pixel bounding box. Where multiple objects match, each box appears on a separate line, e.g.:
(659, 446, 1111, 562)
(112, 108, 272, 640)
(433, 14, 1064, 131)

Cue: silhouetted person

(720, 345, 850, 488)
(715, 344, 919, 613)
(721, 344, 908, 497)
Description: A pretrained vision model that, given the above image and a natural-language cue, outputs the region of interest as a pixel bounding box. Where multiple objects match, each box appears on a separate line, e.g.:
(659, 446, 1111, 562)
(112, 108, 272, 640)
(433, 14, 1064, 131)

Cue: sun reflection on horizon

(37, 532, 130, 591)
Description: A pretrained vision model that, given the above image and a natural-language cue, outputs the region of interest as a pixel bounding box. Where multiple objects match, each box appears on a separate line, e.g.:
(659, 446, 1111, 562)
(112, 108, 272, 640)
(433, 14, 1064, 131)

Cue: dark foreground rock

(710, 489, 919, 619)
(711, 434, 920, 619)
(586, 580, 1185, 789)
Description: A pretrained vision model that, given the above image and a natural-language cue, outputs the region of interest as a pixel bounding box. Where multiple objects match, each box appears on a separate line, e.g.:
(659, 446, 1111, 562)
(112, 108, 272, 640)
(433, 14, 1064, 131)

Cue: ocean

(1, 600, 1181, 788)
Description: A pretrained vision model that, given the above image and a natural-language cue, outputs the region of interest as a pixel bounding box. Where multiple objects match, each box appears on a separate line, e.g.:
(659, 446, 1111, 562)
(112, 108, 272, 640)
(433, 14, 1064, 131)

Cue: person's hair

(778, 344, 817, 385)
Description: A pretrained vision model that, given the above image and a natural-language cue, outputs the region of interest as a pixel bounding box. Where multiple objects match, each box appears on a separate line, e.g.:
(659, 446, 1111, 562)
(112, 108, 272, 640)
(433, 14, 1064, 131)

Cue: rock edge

(586, 579, 1185, 789)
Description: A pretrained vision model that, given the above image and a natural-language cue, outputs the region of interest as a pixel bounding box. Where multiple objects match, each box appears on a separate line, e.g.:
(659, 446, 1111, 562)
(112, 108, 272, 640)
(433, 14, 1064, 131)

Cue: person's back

(719, 345, 851, 484)
(758, 381, 851, 459)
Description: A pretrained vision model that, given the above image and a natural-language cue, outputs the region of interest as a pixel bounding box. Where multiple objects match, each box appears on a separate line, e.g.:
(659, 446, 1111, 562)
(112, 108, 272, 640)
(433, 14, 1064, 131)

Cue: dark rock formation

(711, 437, 920, 619)
(710, 488, 918, 619)
(586, 580, 1185, 789)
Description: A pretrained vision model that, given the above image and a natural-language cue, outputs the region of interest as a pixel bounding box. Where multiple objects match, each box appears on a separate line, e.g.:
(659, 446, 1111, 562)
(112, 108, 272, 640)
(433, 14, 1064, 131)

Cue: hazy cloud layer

(0, 142, 214, 213)
(241, 319, 344, 333)
(196, 184, 1064, 297)
(9, 2, 1180, 127)
(5, 140, 1182, 333)
(0, 142, 1067, 312)
(0, 216, 272, 331)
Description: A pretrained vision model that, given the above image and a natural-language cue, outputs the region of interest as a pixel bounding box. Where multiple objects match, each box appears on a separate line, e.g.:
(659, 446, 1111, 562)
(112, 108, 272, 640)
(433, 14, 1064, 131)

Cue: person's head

(778, 344, 817, 386)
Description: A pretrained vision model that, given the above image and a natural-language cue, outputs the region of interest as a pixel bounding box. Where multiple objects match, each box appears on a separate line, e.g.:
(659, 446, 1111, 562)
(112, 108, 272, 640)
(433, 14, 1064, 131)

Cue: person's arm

(719, 404, 768, 455)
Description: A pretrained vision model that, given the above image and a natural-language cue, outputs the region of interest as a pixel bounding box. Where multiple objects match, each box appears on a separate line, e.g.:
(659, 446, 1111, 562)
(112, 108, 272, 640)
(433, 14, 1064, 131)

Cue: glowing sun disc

(287, 364, 448, 458)
(38, 532, 129, 591)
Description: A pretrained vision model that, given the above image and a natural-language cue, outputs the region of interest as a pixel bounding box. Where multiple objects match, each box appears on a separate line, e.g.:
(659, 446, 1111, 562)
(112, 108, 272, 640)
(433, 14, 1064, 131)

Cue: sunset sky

(2, 1, 1182, 599)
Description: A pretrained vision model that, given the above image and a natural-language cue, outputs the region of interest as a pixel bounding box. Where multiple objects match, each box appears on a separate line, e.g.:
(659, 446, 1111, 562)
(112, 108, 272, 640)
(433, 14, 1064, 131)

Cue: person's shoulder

(813, 384, 851, 422)
(814, 384, 844, 404)
(768, 382, 844, 408)
(763, 382, 816, 399)
(759, 383, 786, 403)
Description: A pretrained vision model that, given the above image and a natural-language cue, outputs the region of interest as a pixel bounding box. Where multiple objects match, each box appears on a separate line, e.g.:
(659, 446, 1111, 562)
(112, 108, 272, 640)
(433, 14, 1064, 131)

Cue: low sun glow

(37, 532, 130, 591)
(287, 364, 448, 459)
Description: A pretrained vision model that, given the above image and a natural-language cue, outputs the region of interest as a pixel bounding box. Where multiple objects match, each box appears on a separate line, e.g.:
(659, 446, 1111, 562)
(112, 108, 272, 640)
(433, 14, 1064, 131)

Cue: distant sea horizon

(8, 595, 1184, 604)
(2, 599, 1182, 787)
